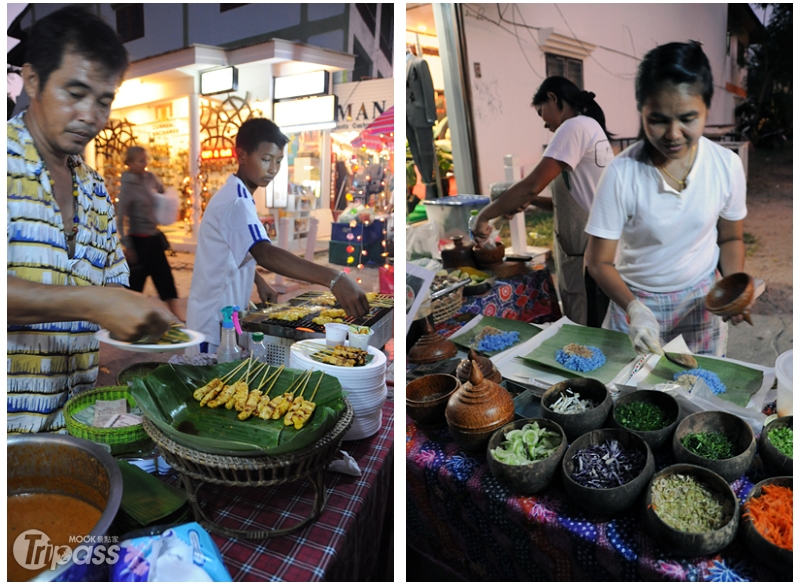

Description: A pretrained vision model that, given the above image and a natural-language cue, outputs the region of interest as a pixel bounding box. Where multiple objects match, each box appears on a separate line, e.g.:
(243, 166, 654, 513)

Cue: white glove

(626, 299, 663, 355)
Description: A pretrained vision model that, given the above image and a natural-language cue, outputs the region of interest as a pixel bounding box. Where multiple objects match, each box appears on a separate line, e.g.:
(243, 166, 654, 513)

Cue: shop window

(545, 53, 584, 90)
(356, 3, 377, 34)
(220, 4, 248, 12)
(379, 5, 393, 62)
(115, 4, 144, 43)
(352, 37, 373, 81)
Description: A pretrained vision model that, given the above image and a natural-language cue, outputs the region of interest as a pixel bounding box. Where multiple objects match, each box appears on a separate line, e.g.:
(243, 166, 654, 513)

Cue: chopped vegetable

(650, 473, 731, 533)
(555, 344, 606, 372)
(491, 422, 562, 465)
(615, 401, 671, 431)
(570, 439, 645, 489)
(767, 426, 793, 458)
(744, 484, 793, 550)
(681, 431, 735, 460)
(550, 389, 596, 414)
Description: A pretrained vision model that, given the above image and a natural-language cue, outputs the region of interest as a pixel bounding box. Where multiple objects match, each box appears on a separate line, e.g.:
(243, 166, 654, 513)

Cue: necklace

(66, 162, 79, 241)
(658, 144, 697, 191)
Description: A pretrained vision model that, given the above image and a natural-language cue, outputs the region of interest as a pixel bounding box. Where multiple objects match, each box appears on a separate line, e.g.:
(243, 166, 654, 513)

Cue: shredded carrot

(743, 484, 793, 550)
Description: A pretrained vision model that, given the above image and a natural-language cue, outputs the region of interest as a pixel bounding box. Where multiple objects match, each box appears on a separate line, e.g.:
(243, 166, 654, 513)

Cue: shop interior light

(200, 66, 238, 96)
(274, 71, 329, 100)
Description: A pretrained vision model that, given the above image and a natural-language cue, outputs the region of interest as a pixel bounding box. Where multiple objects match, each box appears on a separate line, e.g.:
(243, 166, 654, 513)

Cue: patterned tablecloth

(435, 267, 561, 339)
(163, 400, 394, 581)
(406, 417, 788, 582)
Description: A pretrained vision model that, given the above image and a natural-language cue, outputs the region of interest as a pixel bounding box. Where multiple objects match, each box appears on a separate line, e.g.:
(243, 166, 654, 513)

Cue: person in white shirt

(472, 76, 613, 326)
(187, 118, 369, 353)
(585, 41, 749, 357)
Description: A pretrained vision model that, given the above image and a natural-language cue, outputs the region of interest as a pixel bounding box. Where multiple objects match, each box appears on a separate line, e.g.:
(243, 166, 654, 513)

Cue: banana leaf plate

(449, 316, 542, 357)
(518, 324, 637, 385)
(643, 355, 764, 408)
(130, 361, 346, 456)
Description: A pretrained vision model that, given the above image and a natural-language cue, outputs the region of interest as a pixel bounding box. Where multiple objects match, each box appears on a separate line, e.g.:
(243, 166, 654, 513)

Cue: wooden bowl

(705, 272, 755, 324)
(561, 428, 654, 517)
(541, 378, 612, 441)
(472, 242, 506, 268)
(672, 411, 756, 482)
(644, 463, 739, 556)
(741, 476, 792, 576)
(486, 418, 567, 494)
(758, 416, 793, 477)
(611, 390, 680, 449)
(406, 374, 461, 429)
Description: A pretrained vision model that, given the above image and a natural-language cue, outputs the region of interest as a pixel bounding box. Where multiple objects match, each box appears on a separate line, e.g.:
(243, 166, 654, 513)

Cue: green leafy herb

(768, 426, 793, 458)
(491, 422, 562, 465)
(615, 401, 671, 431)
(681, 431, 735, 460)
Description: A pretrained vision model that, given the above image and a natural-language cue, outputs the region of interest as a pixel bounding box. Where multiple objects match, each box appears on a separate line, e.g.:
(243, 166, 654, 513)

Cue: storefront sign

(333, 78, 393, 132)
(274, 71, 330, 100)
(201, 148, 234, 160)
(200, 66, 238, 96)
(273, 95, 337, 131)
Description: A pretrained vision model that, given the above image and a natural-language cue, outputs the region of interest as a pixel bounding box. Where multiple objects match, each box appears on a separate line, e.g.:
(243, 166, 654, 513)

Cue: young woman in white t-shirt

(585, 42, 749, 357)
(472, 77, 613, 326)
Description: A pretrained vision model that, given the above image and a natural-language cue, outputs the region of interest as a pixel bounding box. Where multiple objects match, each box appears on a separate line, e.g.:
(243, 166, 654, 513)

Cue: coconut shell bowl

(406, 374, 461, 430)
(672, 411, 756, 482)
(561, 428, 655, 517)
(472, 242, 506, 269)
(740, 476, 793, 576)
(705, 272, 755, 325)
(446, 360, 515, 453)
(611, 390, 680, 450)
(758, 415, 792, 477)
(541, 378, 612, 441)
(644, 463, 739, 557)
(486, 418, 567, 495)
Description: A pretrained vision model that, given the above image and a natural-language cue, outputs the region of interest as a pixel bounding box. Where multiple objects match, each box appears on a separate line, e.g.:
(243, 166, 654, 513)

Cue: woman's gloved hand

(626, 299, 663, 355)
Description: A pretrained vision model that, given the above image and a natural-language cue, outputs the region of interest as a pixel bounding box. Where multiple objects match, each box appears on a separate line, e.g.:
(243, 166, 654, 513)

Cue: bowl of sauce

(8, 434, 123, 582)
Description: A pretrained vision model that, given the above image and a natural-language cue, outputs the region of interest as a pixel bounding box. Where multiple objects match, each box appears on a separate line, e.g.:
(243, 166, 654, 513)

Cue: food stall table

(160, 400, 394, 581)
(406, 417, 787, 581)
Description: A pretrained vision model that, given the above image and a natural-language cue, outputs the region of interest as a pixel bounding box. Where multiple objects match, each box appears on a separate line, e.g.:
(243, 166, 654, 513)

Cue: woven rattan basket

(432, 287, 464, 324)
(64, 386, 151, 455)
(142, 398, 354, 539)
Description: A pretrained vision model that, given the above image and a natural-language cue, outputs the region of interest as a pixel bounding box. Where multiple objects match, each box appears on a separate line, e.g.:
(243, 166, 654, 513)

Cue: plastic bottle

(467, 209, 479, 241)
(250, 332, 268, 364)
(216, 306, 242, 364)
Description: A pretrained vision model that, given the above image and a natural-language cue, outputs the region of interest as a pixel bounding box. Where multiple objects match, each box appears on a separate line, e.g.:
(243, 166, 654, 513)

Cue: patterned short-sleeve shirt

(7, 112, 129, 433)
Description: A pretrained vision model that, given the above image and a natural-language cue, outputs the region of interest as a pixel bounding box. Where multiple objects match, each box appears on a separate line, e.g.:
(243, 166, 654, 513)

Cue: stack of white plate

(290, 340, 387, 440)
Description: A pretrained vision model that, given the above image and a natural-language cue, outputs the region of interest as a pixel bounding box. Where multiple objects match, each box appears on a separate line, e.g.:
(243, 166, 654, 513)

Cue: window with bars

(115, 4, 144, 43)
(356, 3, 377, 34)
(352, 37, 372, 81)
(379, 5, 393, 62)
(545, 53, 584, 89)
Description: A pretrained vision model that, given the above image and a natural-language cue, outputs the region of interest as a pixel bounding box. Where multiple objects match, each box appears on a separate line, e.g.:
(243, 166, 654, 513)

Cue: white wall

(461, 3, 732, 194)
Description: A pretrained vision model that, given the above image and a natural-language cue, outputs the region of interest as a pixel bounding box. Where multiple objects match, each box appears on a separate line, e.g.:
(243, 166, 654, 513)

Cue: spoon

(664, 351, 698, 369)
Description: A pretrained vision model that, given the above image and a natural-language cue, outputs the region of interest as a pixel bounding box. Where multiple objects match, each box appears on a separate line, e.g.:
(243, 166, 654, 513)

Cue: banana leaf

(518, 324, 637, 384)
(130, 361, 346, 456)
(449, 316, 542, 357)
(643, 355, 764, 408)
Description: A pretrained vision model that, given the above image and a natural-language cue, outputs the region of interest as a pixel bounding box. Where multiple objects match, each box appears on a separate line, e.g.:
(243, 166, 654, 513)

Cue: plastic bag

(152, 187, 180, 226)
(110, 522, 232, 582)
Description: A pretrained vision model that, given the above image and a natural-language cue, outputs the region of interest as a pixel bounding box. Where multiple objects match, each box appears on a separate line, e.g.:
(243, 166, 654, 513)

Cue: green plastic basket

(64, 386, 151, 454)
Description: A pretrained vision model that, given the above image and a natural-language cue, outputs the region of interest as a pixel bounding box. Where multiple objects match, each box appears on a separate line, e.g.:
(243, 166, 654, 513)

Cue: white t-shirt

(585, 137, 747, 292)
(543, 115, 614, 213)
(186, 174, 270, 347)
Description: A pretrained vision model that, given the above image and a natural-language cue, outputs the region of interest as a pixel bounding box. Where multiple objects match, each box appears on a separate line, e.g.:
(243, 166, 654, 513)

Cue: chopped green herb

(650, 473, 731, 533)
(681, 431, 735, 460)
(615, 401, 671, 431)
(768, 426, 793, 458)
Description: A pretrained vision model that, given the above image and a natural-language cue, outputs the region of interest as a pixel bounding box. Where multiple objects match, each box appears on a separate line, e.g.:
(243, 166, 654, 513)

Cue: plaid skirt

(603, 270, 727, 357)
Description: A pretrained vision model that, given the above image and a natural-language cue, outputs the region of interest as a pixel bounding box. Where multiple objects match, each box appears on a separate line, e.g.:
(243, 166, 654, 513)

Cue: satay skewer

(270, 369, 312, 420)
(283, 370, 315, 426)
(211, 357, 260, 409)
(289, 371, 325, 430)
(193, 358, 250, 402)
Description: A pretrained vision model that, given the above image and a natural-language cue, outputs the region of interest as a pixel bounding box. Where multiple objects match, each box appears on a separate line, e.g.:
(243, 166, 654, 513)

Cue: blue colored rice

(477, 331, 520, 352)
(673, 368, 727, 395)
(555, 345, 606, 372)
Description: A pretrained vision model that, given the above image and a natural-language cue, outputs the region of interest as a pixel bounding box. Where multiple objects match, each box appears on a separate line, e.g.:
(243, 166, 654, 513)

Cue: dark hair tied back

(635, 41, 714, 110)
(532, 76, 612, 139)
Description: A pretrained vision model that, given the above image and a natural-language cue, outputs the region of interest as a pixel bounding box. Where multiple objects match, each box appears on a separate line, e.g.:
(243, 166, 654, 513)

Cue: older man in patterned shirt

(7, 6, 174, 433)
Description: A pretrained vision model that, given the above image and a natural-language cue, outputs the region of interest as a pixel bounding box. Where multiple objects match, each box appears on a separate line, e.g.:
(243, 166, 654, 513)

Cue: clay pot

(441, 235, 476, 269)
(705, 272, 755, 325)
(456, 349, 502, 384)
(472, 242, 506, 269)
(446, 360, 515, 452)
(406, 374, 461, 429)
(408, 318, 458, 364)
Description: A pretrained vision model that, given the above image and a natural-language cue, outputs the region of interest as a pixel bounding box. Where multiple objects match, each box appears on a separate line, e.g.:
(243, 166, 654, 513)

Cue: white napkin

(328, 450, 362, 476)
